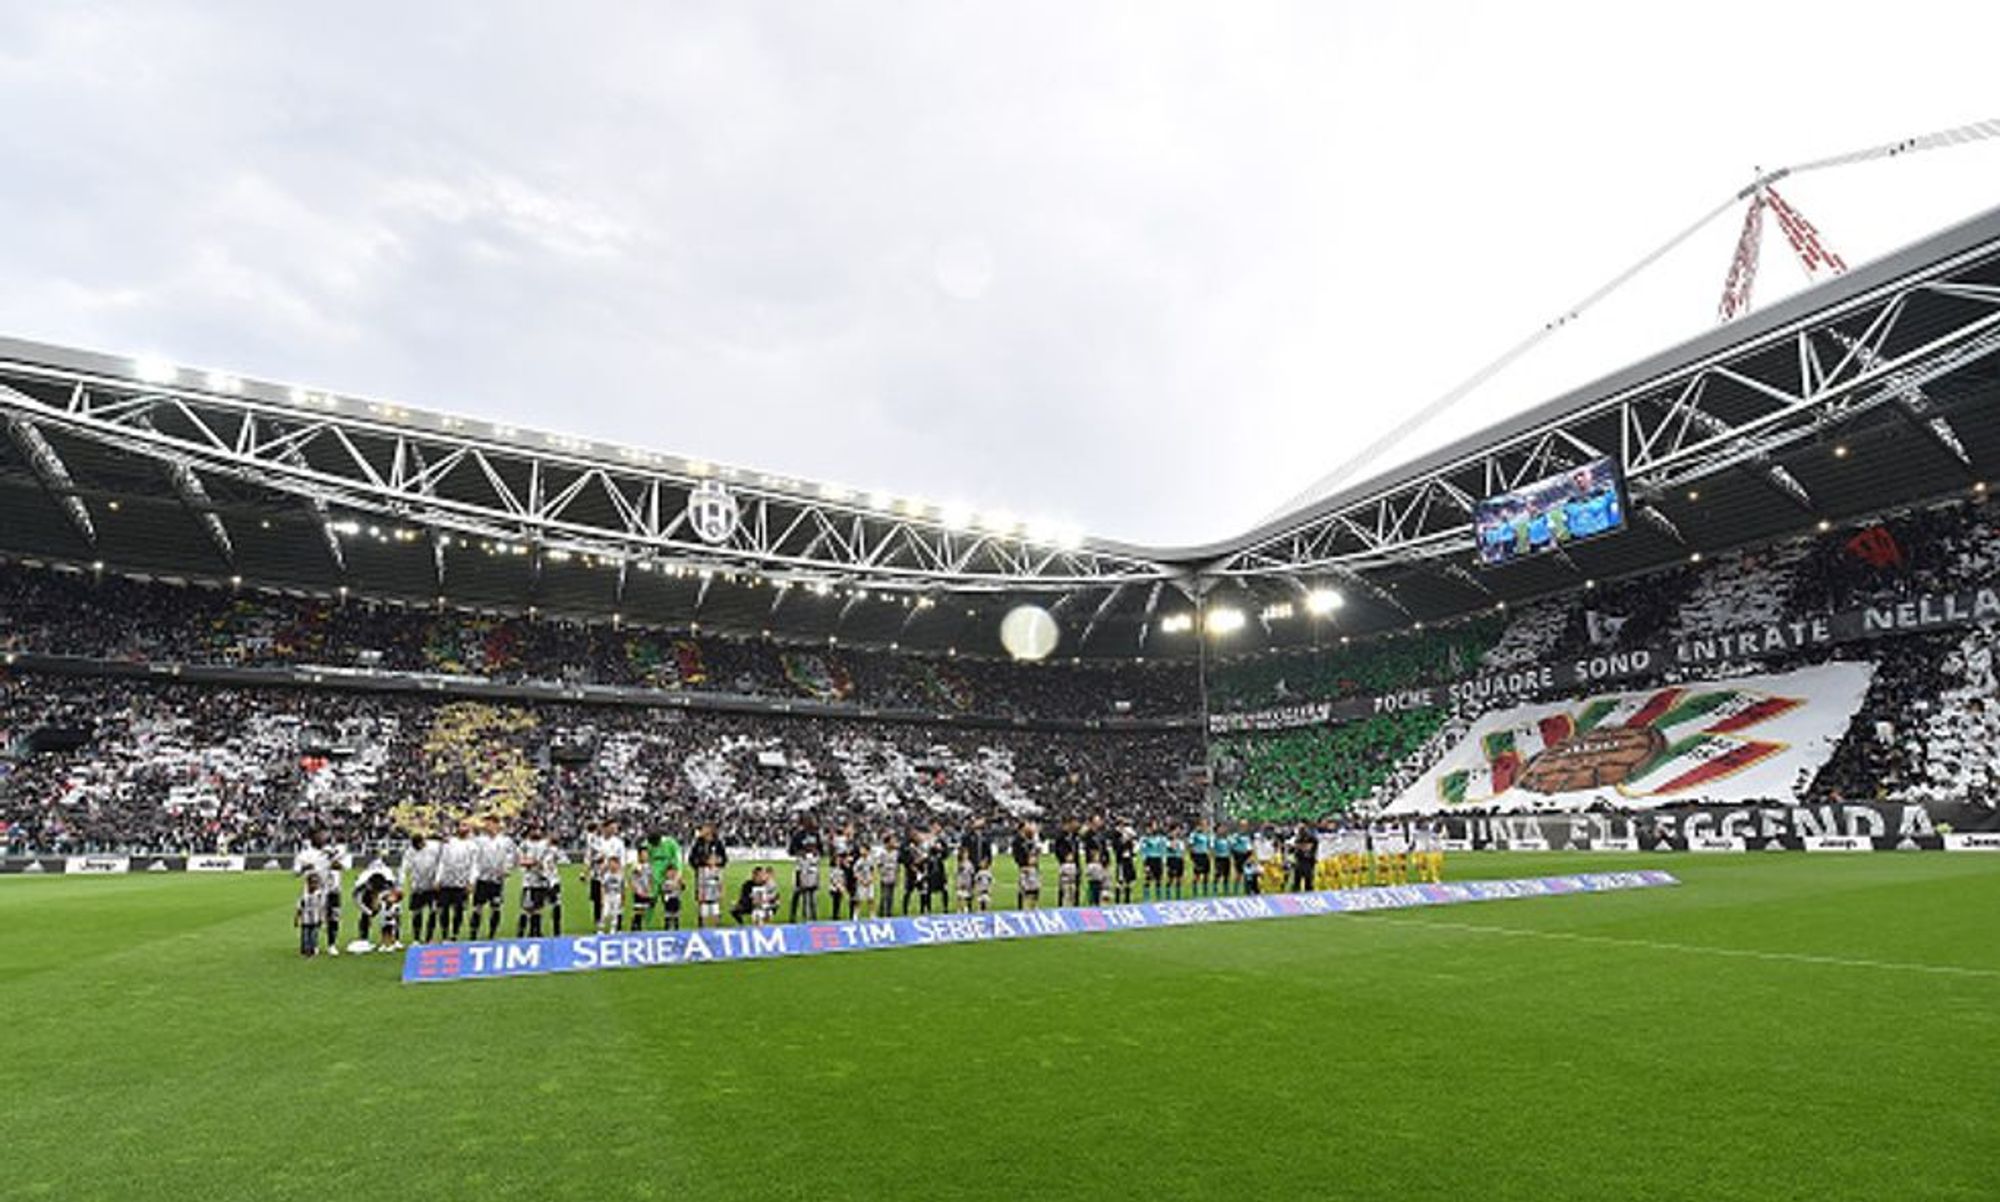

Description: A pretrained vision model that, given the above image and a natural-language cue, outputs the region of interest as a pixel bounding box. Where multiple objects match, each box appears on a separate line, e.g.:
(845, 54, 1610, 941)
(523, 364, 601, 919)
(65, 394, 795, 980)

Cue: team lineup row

(287, 816, 1451, 957)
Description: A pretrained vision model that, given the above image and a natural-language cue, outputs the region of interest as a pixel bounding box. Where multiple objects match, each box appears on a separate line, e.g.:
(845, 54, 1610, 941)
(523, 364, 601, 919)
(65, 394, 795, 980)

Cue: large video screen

(1473, 456, 1626, 567)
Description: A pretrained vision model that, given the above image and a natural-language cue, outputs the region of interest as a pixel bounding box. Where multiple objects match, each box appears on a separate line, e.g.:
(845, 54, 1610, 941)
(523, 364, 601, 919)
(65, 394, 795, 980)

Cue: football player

(353, 855, 403, 949)
(402, 831, 442, 943)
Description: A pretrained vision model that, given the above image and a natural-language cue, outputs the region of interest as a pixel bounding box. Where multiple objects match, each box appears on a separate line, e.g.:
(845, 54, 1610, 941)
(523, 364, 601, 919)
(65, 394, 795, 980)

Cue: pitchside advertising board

(403, 871, 1680, 983)
(1437, 801, 2000, 851)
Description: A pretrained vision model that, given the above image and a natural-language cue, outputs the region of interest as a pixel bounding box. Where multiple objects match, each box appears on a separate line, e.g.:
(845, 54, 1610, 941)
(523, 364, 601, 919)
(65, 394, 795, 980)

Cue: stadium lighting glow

(134, 357, 177, 385)
(1204, 607, 1245, 635)
(869, 490, 895, 511)
(1834, 444, 1850, 459)
(939, 503, 975, 532)
(1304, 588, 1344, 615)
(980, 511, 1018, 536)
(1260, 602, 1294, 621)
(204, 370, 242, 393)
(1817, 519, 1832, 531)
(1160, 613, 1194, 634)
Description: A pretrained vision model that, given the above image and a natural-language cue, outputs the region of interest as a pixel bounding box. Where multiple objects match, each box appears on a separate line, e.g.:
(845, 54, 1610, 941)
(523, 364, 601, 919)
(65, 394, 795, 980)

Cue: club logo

(1518, 726, 1664, 793)
(686, 480, 739, 545)
(1439, 684, 1805, 806)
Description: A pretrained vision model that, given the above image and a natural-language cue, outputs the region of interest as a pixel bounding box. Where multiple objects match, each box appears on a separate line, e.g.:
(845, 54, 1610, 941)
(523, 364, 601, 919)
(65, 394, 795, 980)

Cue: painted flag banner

(402, 870, 1679, 983)
(1390, 662, 1874, 815)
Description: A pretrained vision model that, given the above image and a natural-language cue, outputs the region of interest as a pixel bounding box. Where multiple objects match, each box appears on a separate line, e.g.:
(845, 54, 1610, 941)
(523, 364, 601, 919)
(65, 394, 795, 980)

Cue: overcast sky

(1, 1, 1996, 547)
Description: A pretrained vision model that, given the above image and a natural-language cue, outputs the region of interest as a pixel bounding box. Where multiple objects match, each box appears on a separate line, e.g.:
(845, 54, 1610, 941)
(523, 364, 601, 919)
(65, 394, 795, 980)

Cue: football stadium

(6, 14, 2000, 1201)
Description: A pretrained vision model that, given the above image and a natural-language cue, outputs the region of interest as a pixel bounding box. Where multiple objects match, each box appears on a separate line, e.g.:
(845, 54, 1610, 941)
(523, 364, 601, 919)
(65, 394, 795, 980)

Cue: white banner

(1944, 833, 2000, 851)
(1387, 663, 1874, 816)
(1803, 836, 1875, 852)
(64, 855, 131, 875)
(187, 854, 246, 872)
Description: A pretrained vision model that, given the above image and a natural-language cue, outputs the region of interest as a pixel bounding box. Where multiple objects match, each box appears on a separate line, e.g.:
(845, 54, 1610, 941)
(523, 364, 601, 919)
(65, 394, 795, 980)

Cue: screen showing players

(1472, 456, 1626, 566)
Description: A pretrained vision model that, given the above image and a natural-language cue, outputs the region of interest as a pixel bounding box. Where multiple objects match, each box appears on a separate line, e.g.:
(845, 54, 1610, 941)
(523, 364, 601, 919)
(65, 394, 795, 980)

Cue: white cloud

(0, 0, 1994, 546)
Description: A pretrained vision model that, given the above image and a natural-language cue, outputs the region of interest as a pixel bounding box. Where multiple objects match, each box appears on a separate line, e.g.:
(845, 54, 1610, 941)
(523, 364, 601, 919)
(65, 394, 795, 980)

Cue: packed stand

(0, 671, 1202, 855)
(0, 561, 1196, 720)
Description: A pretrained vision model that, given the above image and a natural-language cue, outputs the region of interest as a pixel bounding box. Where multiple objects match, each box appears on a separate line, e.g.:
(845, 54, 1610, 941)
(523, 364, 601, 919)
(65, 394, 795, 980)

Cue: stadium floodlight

(980, 510, 1018, 536)
(1304, 588, 1345, 616)
(939, 503, 975, 532)
(134, 357, 177, 385)
(1205, 607, 1246, 635)
(1260, 602, 1294, 622)
(204, 370, 242, 393)
(869, 490, 896, 512)
(1159, 613, 1194, 634)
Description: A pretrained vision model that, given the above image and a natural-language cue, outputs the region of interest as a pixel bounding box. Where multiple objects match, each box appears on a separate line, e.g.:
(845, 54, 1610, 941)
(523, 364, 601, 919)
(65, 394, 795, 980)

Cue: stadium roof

(4, 202, 2000, 660)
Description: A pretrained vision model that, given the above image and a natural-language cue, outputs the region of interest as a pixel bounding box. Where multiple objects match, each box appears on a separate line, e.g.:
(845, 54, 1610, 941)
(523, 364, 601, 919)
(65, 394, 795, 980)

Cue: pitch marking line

(1365, 916, 2000, 980)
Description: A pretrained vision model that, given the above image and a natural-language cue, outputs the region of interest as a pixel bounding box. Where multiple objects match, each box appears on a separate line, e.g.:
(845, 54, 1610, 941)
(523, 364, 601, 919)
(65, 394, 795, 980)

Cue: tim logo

(808, 926, 842, 951)
(1274, 896, 1303, 914)
(415, 947, 464, 978)
(686, 480, 739, 545)
(1078, 910, 1108, 931)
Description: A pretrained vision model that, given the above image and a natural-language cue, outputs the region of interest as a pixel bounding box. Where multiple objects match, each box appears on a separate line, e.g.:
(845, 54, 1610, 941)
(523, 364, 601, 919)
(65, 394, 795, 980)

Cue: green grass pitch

(5, 853, 1998, 1201)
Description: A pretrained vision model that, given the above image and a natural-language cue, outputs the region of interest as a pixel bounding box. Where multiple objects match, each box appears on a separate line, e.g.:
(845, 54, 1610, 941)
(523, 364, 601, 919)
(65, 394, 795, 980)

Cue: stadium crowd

(1209, 496, 2000, 818)
(0, 560, 1195, 720)
(8, 497, 2000, 849)
(0, 673, 1202, 856)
